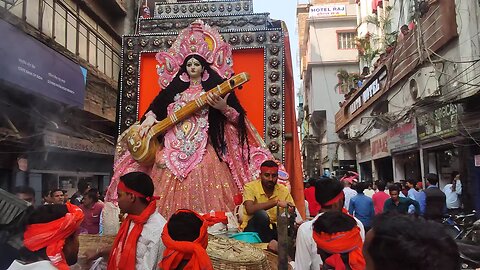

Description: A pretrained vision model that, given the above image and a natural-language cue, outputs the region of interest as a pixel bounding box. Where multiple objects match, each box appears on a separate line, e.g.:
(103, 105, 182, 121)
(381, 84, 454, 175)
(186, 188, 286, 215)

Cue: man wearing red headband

(86, 172, 167, 270)
(160, 209, 213, 270)
(295, 178, 365, 270)
(240, 160, 295, 243)
(312, 211, 365, 270)
(7, 203, 84, 270)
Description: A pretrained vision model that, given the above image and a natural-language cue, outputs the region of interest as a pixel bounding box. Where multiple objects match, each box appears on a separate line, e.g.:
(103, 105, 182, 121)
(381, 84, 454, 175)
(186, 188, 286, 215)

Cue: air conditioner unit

(409, 67, 440, 100)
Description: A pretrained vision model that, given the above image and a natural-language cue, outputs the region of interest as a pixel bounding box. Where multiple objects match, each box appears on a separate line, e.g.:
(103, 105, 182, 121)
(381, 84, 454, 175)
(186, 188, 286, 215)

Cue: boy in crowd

(85, 172, 166, 270)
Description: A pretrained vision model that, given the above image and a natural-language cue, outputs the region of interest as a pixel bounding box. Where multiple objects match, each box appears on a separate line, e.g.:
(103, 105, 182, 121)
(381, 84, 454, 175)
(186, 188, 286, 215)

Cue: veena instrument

(126, 72, 250, 165)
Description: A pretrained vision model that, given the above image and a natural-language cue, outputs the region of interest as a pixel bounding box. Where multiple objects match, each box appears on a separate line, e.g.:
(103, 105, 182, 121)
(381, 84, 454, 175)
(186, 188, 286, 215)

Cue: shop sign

(388, 121, 418, 152)
(309, 5, 346, 17)
(348, 67, 387, 114)
(371, 132, 389, 159)
(417, 104, 458, 141)
(0, 19, 87, 107)
(44, 131, 114, 155)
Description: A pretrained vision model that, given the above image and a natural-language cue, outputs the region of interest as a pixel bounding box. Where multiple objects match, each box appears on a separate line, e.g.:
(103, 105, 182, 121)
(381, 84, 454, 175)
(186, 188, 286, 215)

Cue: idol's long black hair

(144, 54, 249, 160)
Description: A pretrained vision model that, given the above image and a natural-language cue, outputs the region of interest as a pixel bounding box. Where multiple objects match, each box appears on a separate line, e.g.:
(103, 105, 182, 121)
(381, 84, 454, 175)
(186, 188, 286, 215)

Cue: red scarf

(160, 209, 213, 270)
(313, 227, 365, 270)
(23, 203, 84, 270)
(107, 201, 157, 270)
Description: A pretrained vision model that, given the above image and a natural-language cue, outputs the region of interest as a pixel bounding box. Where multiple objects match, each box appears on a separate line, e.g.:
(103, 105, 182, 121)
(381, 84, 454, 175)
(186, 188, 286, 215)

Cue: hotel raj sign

(349, 68, 387, 114)
(309, 5, 347, 17)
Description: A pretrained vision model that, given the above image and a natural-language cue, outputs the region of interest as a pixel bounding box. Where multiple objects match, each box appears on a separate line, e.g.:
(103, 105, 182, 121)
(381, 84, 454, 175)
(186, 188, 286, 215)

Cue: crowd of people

(3, 163, 466, 270)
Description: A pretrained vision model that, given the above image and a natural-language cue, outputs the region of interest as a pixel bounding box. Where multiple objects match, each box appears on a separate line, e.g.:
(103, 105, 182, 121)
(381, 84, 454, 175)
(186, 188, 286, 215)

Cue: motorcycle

(443, 211, 480, 269)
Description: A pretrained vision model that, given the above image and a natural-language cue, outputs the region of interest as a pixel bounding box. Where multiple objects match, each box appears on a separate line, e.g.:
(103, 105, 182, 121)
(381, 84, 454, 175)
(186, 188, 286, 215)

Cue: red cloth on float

(202, 211, 228, 226)
(23, 203, 84, 270)
(313, 227, 365, 270)
(160, 209, 213, 270)
(108, 183, 158, 270)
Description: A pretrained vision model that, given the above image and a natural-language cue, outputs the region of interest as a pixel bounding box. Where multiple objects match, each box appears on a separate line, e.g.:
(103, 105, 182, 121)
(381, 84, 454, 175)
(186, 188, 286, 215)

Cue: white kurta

(128, 212, 167, 270)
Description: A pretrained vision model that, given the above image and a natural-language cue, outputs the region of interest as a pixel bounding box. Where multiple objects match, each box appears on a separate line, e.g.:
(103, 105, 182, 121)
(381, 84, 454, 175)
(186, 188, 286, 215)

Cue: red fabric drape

(282, 22, 305, 219)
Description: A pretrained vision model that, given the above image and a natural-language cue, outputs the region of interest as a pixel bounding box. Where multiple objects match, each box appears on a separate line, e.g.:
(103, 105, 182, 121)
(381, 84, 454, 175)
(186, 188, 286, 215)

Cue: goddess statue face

(186, 57, 203, 80)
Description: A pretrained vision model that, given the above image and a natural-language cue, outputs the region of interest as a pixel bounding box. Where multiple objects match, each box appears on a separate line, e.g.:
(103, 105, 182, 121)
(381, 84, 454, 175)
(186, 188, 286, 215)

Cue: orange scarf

(313, 227, 365, 270)
(160, 209, 213, 270)
(107, 201, 157, 270)
(23, 203, 84, 270)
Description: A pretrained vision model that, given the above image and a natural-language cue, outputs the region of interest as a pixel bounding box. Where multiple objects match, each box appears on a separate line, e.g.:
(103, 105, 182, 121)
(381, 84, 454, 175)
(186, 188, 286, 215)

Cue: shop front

(357, 141, 373, 182)
(417, 103, 460, 188)
(388, 120, 421, 182)
(371, 132, 393, 182)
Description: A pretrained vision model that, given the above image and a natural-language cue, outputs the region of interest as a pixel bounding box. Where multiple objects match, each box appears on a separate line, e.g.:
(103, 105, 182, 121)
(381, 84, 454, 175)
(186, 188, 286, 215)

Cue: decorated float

(115, 0, 304, 218)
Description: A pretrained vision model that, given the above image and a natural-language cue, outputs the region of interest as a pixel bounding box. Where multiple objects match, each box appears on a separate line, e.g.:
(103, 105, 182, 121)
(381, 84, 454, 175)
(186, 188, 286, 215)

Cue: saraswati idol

(106, 20, 280, 218)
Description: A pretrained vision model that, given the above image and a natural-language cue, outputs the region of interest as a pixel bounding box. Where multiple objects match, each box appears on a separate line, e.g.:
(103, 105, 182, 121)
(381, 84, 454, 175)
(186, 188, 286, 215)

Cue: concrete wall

(308, 18, 358, 63)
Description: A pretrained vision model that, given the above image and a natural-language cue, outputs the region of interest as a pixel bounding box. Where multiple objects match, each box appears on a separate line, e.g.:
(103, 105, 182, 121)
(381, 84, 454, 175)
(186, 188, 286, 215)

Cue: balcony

(335, 0, 458, 132)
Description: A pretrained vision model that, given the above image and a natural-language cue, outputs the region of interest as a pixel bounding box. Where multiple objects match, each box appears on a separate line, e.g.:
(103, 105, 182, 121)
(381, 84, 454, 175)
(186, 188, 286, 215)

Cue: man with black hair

(349, 182, 374, 231)
(79, 188, 104, 234)
(50, 189, 65, 205)
(13, 186, 36, 205)
(160, 209, 213, 270)
(295, 178, 365, 270)
(422, 173, 446, 220)
(86, 172, 166, 270)
(363, 213, 460, 270)
(7, 203, 84, 270)
(372, 181, 389, 214)
(70, 179, 91, 206)
(443, 171, 462, 215)
(405, 179, 425, 214)
(383, 185, 420, 214)
(241, 160, 295, 243)
(42, 190, 52, 205)
(313, 212, 365, 270)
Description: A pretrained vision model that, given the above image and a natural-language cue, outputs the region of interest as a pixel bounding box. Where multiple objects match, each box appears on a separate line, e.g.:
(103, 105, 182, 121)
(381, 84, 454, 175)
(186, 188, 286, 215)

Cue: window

(337, 32, 356, 50)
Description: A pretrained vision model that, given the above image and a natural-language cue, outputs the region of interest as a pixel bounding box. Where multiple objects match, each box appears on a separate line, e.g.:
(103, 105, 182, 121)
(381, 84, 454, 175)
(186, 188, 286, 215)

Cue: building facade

(336, 0, 480, 211)
(297, 0, 359, 179)
(0, 0, 126, 204)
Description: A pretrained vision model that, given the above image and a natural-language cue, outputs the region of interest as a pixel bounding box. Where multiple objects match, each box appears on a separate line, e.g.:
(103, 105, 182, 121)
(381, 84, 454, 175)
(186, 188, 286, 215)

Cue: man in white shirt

(443, 171, 462, 214)
(343, 179, 357, 211)
(295, 178, 365, 270)
(85, 172, 166, 270)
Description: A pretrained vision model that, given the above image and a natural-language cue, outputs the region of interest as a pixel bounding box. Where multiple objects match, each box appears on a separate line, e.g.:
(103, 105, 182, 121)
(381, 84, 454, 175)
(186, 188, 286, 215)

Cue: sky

(253, 0, 302, 102)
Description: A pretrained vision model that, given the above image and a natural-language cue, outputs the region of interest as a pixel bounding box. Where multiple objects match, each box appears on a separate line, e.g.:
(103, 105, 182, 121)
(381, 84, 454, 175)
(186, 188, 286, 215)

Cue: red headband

(118, 181, 159, 202)
(323, 191, 345, 206)
(260, 165, 278, 172)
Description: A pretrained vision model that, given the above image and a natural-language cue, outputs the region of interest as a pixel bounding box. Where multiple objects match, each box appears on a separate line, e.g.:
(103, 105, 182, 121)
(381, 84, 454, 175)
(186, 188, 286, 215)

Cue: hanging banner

(0, 19, 87, 107)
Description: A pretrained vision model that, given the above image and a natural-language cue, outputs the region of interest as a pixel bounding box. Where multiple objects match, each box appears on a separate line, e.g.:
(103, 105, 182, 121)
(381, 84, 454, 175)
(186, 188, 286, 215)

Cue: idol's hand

(207, 92, 230, 111)
(139, 112, 158, 138)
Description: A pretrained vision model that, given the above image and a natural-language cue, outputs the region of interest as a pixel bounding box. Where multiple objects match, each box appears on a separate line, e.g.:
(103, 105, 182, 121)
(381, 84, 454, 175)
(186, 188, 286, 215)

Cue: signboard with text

(348, 67, 387, 114)
(417, 104, 458, 141)
(309, 5, 347, 17)
(371, 132, 389, 160)
(388, 121, 418, 152)
(0, 19, 87, 107)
